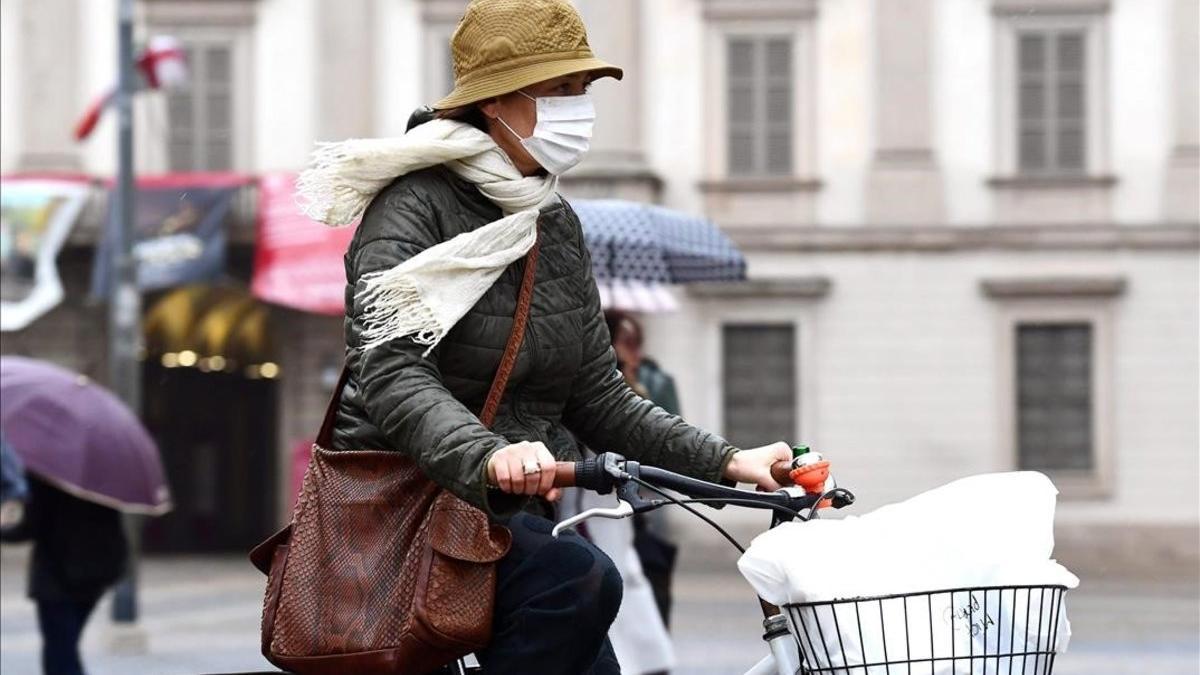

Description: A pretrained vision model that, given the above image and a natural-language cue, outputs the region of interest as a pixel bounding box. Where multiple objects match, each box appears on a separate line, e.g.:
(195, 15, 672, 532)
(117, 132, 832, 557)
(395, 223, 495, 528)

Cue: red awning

(251, 172, 355, 316)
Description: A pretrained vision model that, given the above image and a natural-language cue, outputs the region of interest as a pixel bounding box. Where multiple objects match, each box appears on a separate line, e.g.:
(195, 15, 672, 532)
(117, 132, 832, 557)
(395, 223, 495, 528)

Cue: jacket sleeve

(561, 219, 739, 483)
(347, 186, 527, 520)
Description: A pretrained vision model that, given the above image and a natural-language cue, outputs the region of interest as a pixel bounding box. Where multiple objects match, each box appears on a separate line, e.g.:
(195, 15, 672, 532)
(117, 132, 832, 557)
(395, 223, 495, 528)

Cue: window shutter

(1016, 324, 1094, 472)
(1054, 32, 1086, 171)
(764, 38, 793, 175)
(165, 41, 235, 171)
(726, 36, 793, 176)
(722, 325, 797, 449)
(204, 45, 233, 171)
(167, 45, 197, 171)
(1016, 29, 1087, 175)
(1017, 33, 1048, 172)
(726, 38, 757, 175)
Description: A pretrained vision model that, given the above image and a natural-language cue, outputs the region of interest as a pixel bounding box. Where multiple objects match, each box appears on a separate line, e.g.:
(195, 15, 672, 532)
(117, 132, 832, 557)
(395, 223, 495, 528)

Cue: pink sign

(251, 172, 355, 315)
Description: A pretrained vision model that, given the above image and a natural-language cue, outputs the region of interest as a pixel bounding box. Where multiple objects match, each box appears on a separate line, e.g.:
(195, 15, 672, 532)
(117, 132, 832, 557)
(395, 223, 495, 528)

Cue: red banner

(251, 172, 355, 315)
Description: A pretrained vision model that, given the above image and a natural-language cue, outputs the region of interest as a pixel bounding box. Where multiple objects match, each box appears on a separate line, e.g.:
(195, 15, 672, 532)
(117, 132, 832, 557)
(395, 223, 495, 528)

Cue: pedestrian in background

(550, 310, 684, 675)
(1, 435, 29, 533)
(607, 311, 682, 630)
(0, 473, 128, 675)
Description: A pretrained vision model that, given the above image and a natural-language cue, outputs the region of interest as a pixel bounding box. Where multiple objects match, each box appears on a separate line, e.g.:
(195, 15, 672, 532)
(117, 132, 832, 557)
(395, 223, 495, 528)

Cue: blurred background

(0, 0, 1197, 674)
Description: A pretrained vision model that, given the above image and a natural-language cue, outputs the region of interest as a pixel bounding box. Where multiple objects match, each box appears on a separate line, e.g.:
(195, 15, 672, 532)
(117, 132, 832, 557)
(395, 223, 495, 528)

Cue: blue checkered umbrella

(572, 200, 747, 286)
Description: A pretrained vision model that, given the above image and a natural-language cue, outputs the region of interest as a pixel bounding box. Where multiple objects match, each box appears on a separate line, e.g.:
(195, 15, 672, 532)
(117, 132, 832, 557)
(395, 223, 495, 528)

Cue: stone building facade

(1, 0, 1196, 574)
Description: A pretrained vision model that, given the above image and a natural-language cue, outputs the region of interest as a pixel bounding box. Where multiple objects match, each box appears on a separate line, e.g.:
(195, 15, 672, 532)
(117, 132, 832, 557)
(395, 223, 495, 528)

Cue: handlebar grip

(552, 459, 608, 491)
(770, 459, 793, 486)
(553, 462, 578, 488)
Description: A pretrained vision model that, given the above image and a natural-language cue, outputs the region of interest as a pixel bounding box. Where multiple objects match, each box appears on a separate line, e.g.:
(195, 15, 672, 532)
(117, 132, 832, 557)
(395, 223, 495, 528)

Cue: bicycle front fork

(765, 613, 802, 675)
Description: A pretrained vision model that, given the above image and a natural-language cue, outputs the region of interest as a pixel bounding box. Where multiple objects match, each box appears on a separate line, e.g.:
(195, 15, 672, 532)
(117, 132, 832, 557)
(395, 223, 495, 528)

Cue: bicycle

(446, 451, 1070, 675)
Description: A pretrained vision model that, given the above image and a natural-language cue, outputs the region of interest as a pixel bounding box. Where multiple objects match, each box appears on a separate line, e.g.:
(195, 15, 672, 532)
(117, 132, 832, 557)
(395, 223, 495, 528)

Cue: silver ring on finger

(522, 459, 541, 476)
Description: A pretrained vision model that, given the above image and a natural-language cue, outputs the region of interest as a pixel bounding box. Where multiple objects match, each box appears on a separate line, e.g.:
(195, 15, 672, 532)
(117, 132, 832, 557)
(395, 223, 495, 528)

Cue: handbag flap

(249, 524, 292, 575)
(428, 494, 511, 563)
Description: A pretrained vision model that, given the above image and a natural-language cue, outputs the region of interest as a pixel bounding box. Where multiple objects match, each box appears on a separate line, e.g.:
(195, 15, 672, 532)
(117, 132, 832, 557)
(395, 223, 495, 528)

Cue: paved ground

(1, 544, 1196, 674)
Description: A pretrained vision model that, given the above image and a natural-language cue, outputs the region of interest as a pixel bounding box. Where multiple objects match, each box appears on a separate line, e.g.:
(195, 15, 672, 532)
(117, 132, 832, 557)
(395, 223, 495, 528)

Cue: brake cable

(667, 498, 807, 522)
(630, 476, 751, 553)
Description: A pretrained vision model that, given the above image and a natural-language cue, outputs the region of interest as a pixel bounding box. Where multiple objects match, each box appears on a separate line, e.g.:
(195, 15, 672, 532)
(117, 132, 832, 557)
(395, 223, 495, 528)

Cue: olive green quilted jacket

(330, 165, 737, 520)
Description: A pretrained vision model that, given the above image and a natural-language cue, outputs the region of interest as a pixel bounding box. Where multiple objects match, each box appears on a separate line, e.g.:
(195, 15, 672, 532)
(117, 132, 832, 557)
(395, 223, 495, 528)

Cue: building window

(167, 40, 235, 171)
(1015, 323, 1093, 471)
(1017, 30, 1086, 174)
(422, 30, 457, 103)
(722, 324, 796, 448)
(983, 276, 1122, 499)
(422, 1, 469, 104)
(701, 1, 817, 192)
(991, 5, 1109, 180)
(726, 36, 793, 176)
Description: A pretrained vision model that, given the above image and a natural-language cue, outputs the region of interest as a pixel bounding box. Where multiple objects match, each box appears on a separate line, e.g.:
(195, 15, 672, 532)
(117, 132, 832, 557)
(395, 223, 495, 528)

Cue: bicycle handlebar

(551, 457, 826, 514)
(553, 459, 793, 490)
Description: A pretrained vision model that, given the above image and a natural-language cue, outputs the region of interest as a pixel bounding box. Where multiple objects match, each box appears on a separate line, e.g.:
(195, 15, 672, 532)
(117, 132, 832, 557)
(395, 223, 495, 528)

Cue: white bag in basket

(738, 472, 1079, 674)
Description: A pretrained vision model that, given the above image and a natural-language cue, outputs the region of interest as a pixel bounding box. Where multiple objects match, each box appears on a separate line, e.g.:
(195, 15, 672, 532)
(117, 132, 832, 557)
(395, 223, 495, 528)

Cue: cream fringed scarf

(297, 119, 557, 355)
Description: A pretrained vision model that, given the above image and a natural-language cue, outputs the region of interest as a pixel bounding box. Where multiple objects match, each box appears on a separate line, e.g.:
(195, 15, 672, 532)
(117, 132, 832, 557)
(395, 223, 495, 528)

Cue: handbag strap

(316, 237, 541, 446)
(479, 236, 540, 428)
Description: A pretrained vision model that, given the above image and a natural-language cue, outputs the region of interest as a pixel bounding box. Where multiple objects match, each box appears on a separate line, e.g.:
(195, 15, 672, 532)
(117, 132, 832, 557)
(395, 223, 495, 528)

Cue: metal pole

(109, 0, 143, 624)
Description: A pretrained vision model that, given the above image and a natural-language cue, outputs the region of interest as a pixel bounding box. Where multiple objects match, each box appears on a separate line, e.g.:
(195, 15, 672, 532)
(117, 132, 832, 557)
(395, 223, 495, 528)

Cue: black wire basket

(786, 585, 1069, 675)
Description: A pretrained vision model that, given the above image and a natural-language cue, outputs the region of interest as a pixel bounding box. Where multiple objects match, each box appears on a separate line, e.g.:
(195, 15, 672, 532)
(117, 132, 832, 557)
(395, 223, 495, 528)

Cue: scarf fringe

(297, 139, 400, 225)
(297, 118, 553, 355)
(355, 270, 446, 356)
(296, 121, 494, 226)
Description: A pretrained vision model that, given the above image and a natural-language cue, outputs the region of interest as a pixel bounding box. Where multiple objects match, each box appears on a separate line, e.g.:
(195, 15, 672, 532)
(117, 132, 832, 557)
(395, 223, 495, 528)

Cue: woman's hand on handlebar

(487, 441, 562, 502)
(722, 441, 793, 491)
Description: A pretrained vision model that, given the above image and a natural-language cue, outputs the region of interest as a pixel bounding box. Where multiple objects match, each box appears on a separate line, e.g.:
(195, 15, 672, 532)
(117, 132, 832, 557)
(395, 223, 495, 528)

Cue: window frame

(724, 35, 795, 177)
(703, 16, 816, 182)
(720, 322, 799, 449)
(1014, 28, 1089, 175)
(138, 23, 254, 173)
(421, 0, 469, 105)
(1014, 322, 1095, 473)
(165, 38, 237, 171)
(692, 295, 821, 449)
(993, 11, 1109, 179)
(422, 22, 458, 106)
(994, 301, 1115, 499)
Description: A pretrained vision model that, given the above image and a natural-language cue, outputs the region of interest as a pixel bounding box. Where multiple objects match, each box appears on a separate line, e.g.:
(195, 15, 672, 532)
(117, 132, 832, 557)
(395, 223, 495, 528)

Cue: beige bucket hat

(432, 0, 623, 110)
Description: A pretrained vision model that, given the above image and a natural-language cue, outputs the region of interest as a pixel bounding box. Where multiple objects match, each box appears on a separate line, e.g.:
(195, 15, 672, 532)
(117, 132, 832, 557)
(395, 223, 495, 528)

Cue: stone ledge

(991, 0, 1111, 16)
(980, 276, 1128, 299)
(698, 177, 824, 194)
(687, 277, 831, 300)
(726, 224, 1200, 253)
(987, 175, 1119, 190)
(702, 0, 818, 21)
(143, 0, 259, 26)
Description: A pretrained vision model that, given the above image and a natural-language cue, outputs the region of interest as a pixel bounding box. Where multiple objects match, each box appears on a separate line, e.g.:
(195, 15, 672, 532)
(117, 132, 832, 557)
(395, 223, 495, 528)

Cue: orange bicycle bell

(789, 445, 833, 509)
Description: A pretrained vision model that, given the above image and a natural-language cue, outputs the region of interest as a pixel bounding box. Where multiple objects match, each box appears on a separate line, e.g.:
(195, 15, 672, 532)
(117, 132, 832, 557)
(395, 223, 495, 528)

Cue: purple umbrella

(0, 356, 172, 515)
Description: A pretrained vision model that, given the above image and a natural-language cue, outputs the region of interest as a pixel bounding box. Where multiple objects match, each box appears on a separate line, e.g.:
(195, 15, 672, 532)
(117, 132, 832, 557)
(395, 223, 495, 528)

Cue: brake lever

(551, 456, 661, 537)
(551, 499, 634, 538)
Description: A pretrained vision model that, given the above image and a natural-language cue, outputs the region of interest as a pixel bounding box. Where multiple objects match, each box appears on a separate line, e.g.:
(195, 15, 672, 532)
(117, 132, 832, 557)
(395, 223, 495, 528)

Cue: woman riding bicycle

(303, 0, 792, 672)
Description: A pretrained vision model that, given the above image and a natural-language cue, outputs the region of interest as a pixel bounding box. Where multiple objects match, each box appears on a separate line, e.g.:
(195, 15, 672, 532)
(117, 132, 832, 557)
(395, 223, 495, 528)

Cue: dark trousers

(476, 512, 623, 675)
(35, 595, 101, 675)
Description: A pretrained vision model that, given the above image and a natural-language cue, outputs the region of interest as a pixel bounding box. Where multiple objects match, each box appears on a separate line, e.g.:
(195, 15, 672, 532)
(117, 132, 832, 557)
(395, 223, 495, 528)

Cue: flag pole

(109, 0, 143, 626)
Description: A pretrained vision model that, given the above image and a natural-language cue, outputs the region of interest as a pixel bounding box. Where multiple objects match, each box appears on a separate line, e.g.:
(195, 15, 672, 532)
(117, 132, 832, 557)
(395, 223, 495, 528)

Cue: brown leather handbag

(249, 240, 541, 675)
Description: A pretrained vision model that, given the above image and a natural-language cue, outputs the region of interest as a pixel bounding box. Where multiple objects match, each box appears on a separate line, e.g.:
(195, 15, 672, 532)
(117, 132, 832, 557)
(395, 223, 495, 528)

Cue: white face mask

(498, 91, 595, 175)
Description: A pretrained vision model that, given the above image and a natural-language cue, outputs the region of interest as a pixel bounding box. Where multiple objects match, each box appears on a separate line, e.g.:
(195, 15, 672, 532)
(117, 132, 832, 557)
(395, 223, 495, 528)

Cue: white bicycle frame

(553, 495, 808, 675)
